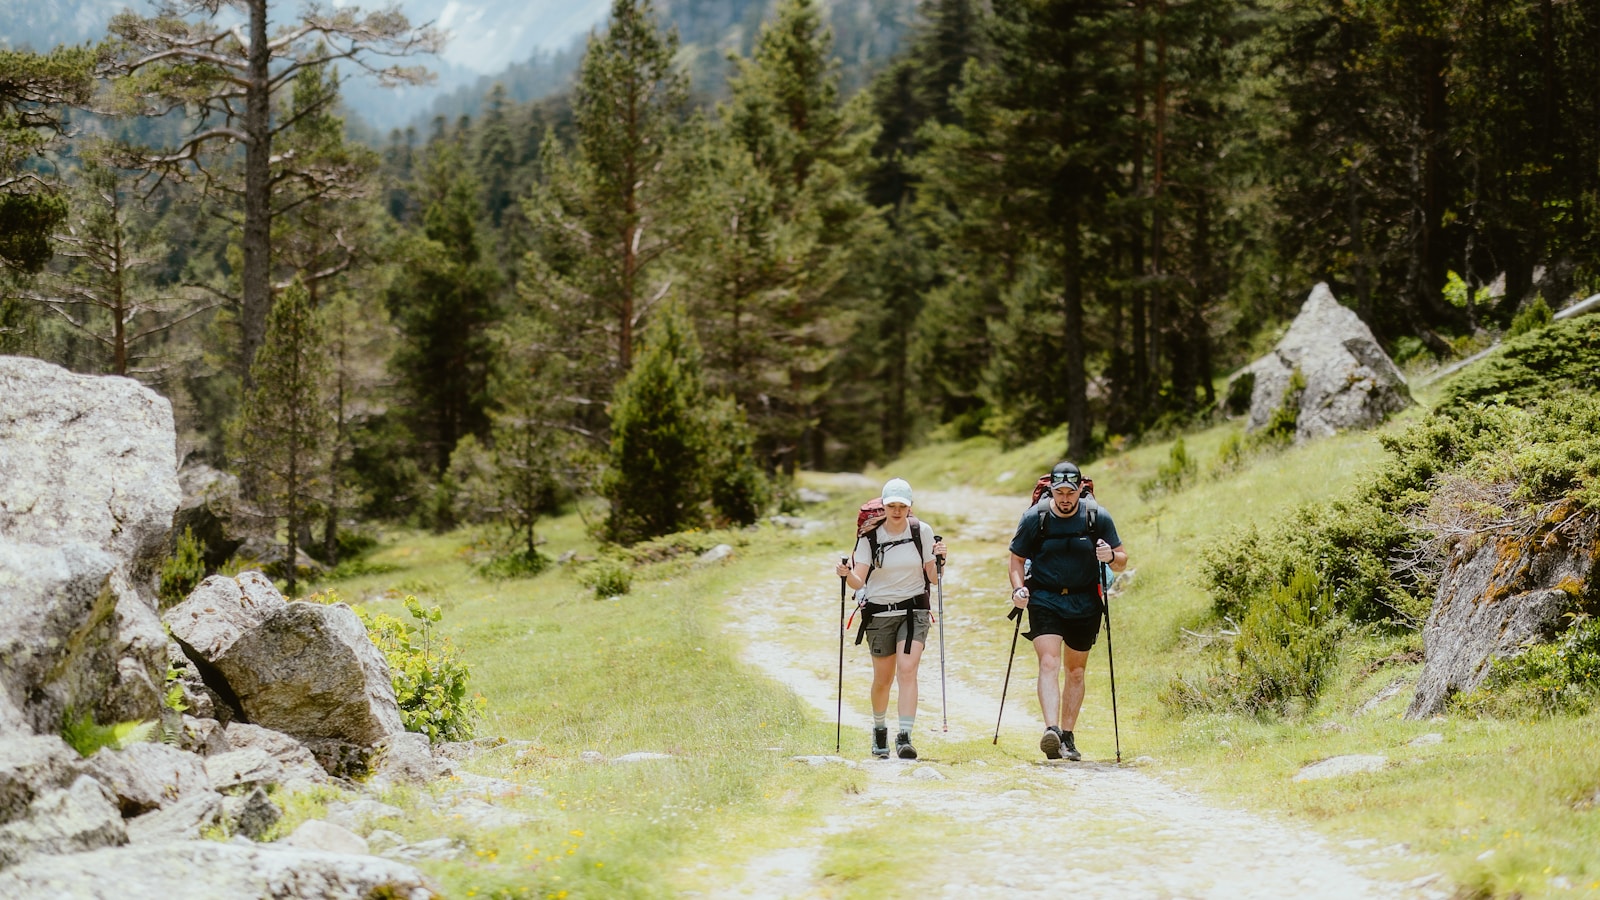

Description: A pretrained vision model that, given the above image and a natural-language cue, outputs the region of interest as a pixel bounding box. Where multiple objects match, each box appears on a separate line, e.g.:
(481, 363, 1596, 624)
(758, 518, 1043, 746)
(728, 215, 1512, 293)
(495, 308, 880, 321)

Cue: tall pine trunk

(241, 0, 272, 384)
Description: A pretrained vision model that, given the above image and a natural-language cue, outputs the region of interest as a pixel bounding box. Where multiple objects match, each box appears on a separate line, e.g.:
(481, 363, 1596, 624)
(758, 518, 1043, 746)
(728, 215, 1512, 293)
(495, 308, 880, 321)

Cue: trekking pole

(837, 556, 847, 754)
(1100, 559, 1122, 763)
(993, 606, 1023, 745)
(934, 536, 948, 733)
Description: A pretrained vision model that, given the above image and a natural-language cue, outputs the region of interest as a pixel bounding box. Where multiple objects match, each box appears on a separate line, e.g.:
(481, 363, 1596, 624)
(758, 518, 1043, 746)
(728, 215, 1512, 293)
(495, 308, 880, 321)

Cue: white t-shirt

(852, 520, 936, 608)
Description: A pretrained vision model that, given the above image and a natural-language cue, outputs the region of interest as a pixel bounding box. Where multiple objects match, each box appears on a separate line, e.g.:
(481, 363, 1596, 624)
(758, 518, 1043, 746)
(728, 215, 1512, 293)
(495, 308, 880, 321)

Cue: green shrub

(313, 590, 482, 743)
(476, 547, 552, 580)
(704, 395, 771, 527)
(1210, 430, 1247, 477)
(60, 711, 157, 757)
(158, 526, 206, 608)
(1437, 314, 1600, 414)
(602, 304, 710, 544)
(1198, 498, 1425, 628)
(1164, 568, 1342, 717)
(1507, 295, 1553, 338)
(1139, 436, 1198, 500)
(579, 559, 633, 598)
(1455, 615, 1600, 717)
(1224, 372, 1255, 417)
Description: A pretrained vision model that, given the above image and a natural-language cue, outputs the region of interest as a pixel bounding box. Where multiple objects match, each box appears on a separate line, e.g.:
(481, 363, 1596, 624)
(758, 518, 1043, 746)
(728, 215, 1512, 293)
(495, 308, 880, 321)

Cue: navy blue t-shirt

(1009, 499, 1121, 618)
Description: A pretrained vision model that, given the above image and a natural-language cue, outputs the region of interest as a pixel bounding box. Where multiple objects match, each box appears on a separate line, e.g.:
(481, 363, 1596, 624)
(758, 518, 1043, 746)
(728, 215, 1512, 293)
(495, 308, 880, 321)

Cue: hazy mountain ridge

(3, 0, 914, 132)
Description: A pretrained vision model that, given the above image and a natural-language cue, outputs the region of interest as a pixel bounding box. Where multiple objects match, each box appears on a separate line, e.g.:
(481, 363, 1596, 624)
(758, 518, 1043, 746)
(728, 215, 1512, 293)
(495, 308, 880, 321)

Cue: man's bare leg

(1033, 634, 1064, 729)
(1059, 647, 1090, 731)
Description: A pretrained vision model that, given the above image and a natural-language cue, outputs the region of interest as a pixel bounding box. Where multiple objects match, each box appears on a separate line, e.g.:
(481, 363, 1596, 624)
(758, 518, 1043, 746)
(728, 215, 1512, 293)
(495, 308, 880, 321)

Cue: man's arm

(1008, 553, 1029, 607)
(1095, 541, 1128, 573)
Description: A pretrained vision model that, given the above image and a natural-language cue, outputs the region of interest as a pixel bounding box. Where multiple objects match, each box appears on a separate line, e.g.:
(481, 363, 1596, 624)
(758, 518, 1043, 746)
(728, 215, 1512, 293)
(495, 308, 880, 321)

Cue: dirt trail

(713, 486, 1446, 899)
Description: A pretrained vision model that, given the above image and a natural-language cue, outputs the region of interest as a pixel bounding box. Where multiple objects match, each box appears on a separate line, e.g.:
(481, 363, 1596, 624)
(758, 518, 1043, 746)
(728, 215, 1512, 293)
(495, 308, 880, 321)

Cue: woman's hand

(932, 538, 947, 562)
(836, 561, 852, 578)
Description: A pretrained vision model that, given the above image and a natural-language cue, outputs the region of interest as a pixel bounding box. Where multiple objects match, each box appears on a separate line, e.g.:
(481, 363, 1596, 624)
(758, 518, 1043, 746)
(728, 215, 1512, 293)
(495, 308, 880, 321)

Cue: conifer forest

(4, 0, 1599, 556)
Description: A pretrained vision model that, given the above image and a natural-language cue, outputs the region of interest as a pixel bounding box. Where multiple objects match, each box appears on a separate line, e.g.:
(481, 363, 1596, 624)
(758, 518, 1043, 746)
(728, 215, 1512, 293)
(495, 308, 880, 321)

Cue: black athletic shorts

(1024, 605, 1102, 652)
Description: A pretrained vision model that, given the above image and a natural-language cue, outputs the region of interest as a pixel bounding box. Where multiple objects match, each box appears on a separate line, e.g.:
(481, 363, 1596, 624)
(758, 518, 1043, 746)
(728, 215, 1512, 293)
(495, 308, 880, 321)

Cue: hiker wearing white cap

(835, 477, 946, 759)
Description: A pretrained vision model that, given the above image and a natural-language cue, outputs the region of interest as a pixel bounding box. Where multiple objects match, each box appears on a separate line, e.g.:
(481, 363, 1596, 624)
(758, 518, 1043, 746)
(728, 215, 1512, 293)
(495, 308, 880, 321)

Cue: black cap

(1048, 461, 1082, 490)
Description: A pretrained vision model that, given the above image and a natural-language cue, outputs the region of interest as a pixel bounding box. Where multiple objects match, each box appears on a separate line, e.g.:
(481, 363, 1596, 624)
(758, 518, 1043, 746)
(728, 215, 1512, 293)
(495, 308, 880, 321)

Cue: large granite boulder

(165, 574, 402, 770)
(0, 839, 437, 898)
(0, 356, 180, 732)
(1229, 284, 1413, 442)
(1408, 510, 1599, 717)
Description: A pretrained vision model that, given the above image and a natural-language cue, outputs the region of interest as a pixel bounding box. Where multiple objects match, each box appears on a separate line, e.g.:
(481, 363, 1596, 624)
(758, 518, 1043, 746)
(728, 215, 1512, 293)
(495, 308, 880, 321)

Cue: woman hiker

(836, 478, 947, 759)
(1007, 461, 1127, 761)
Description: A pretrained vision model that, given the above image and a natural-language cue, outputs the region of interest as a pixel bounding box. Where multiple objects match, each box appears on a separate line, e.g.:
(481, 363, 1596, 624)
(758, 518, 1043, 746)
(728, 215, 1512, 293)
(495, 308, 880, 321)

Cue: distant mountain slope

(0, 0, 126, 50)
(417, 0, 917, 130)
(1, 0, 915, 134)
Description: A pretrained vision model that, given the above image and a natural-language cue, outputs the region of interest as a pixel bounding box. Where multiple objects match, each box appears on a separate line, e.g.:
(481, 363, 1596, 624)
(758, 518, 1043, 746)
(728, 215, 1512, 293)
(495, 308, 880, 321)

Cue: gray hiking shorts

(864, 610, 930, 657)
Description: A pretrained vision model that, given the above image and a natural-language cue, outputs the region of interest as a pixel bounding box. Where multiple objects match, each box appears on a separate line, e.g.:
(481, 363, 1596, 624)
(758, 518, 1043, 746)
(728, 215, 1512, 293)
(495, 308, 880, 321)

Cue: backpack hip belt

(853, 596, 929, 655)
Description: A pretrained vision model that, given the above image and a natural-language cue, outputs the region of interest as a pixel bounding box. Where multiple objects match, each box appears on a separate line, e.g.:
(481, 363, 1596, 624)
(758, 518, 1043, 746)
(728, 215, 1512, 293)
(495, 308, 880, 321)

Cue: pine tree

(601, 304, 709, 545)
(521, 0, 689, 446)
(105, 0, 440, 380)
(723, 0, 882, 470)
(485, 315, 567, 565)
(0, 45, 94, 277)
(19, 154, 212, 378)
(233, 279, 331, 596)
(387, 138, 502, 475)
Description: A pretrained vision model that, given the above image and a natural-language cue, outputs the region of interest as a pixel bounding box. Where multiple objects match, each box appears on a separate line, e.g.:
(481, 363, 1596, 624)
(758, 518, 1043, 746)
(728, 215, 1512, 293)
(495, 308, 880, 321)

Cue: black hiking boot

(895, 731, 918, 760)
(1061, 730, 1081, 762)
(872, 726, 890, 759)
(1039, 727, 1062, 760)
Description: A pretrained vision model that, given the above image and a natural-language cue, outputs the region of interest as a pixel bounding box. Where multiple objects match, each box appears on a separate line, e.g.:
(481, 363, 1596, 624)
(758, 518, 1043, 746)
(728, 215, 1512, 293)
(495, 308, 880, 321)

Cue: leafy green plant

(1438, 314, 1600, 414)
(476, 547, 552, 580)
(1164, 568, 1342, 717)
(1443, 269, 1494, 313)
(1507, 295, 1553, 338)
(1224, 372, 1255, 417)
(1210, 430, 1247, 477)
(1456, 615, 1600, 717)
(60, 711, 157, 757)
(314, 590, 483, 743)
(579, 559, 633, 598)
(158, 526, 206, 608)
(1139, 436, 1198, 500)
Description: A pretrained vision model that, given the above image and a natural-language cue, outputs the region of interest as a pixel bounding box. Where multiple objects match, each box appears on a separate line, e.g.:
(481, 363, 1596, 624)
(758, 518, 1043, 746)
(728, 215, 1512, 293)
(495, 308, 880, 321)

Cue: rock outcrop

(165, 575, 403, 771)
(1408, 512, 1599, 717)
(83, 743, 211, 817)
(0, 840, 438, 899)
(1229, 284, 1412, 442)
(0, 356, 180, 731)
(0, 360, 440, 895)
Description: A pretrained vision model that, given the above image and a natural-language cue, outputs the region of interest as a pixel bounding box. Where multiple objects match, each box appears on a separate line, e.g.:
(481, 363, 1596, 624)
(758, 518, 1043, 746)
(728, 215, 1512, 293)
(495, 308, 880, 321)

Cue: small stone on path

(1409, 733, 1444, 747)
(909, 767, 946, 781)
(280, 819, 368, 855)
(789, 755, 858, 768)
(612, 751, 673, 763)
(1293, 754, 1388, 782)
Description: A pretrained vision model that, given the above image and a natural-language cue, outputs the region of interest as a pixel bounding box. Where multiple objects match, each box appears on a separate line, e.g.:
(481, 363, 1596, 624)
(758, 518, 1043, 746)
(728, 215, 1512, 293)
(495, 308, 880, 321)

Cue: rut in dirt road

(712, 486, 1446, 900)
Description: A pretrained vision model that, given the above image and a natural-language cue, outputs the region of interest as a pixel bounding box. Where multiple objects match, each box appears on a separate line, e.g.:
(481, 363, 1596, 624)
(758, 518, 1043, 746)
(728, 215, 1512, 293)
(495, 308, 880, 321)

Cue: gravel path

(713, 487, 1447, 899)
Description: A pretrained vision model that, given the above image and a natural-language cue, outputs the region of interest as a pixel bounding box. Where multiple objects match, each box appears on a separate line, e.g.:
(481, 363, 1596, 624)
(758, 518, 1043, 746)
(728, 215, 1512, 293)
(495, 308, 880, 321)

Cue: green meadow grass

(309, 520, 864, 898)
(308, 386, 1599, 897)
